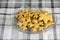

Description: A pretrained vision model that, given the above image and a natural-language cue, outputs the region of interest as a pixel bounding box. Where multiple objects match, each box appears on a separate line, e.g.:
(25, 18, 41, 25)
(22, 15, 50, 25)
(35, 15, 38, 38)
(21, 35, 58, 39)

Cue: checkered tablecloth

(0, 0, 60, 40)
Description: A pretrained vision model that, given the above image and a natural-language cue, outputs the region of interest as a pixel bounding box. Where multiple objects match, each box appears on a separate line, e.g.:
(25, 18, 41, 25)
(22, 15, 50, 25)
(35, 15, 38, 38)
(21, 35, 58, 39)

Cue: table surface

(0, 0, 60, 40)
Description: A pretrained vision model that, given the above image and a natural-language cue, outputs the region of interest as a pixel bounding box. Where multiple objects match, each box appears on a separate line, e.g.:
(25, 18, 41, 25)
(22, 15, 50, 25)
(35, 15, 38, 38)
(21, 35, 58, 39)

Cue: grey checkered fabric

(0, 0, 60, 40)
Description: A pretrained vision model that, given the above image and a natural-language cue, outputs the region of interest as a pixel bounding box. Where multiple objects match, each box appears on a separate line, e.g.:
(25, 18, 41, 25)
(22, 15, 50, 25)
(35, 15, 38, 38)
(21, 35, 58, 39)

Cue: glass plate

(11, 9, 55, 34)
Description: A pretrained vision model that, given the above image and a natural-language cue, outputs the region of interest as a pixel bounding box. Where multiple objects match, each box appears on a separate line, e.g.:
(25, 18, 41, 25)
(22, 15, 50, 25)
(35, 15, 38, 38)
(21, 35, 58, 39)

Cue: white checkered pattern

(0, 0, 60, 40)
